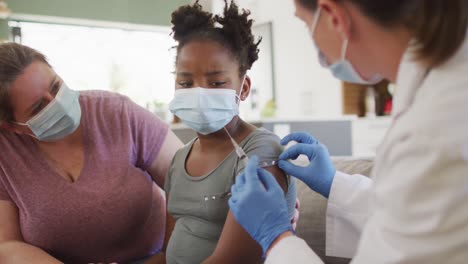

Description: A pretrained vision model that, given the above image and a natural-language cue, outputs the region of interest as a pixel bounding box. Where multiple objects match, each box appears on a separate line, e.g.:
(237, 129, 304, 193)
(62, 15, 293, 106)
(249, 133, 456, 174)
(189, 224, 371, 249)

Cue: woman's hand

(278, 132, 336, 198)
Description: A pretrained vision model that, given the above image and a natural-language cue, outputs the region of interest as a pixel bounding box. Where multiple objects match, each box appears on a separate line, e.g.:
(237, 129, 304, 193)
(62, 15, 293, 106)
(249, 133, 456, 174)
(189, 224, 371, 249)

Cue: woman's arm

(147, 130, 183, 189)
(0, 242, 61, 264)
(162, 193, 176, 253)
(145, 193, 176, 264)
(0, 201, 61, 264)
(203, 166, 288, 264)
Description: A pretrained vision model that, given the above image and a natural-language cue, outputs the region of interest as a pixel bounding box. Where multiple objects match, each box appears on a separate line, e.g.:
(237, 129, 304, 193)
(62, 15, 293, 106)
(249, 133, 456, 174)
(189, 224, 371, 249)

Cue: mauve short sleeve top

(0, 90, 169, 263)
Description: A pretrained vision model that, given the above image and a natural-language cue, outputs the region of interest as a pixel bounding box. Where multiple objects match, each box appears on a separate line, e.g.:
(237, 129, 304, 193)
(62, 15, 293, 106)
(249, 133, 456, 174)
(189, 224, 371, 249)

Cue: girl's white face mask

(169, 88, 240, 135)
(310, 8, 383, 85)
(169, 76, 246, 135)
(169, 77, 245, 135)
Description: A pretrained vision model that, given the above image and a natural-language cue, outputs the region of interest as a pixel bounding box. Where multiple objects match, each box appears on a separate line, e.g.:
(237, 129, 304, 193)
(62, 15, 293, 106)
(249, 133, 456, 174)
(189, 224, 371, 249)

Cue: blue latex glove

(278, 132, 336, 198)
(228, 156, 294, 255)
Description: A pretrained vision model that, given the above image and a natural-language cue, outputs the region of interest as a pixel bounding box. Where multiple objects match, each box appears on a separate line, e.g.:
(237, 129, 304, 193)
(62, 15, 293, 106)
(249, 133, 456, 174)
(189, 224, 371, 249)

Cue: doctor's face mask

(309, 8, 383, 85)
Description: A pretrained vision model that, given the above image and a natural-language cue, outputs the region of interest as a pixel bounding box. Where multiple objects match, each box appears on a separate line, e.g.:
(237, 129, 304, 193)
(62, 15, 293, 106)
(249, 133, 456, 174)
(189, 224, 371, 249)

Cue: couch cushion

(295, 157, 373, 264)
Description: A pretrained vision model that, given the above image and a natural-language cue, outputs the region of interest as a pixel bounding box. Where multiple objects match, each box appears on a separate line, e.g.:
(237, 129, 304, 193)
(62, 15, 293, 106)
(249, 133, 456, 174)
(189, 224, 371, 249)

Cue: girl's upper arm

(264, 165, 288, 193)
(205, 211, 262, 264)
(205, 166, 287, 263)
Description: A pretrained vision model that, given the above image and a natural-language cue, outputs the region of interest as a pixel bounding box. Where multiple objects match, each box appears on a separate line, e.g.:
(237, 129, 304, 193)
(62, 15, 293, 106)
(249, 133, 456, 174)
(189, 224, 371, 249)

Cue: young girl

(161, 1, 297, 263)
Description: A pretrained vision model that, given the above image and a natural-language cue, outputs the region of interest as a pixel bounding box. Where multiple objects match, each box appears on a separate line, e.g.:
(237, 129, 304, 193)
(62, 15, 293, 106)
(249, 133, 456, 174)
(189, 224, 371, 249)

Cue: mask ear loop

(14, 121, 28, 126)
(341, 38, 349, 61)
(310, 8, 321, 39)
(236, 75, 247, 104)
(11, 121, 40, 140)
(223, 75, 248, 160)
(310, 8, 331, 67)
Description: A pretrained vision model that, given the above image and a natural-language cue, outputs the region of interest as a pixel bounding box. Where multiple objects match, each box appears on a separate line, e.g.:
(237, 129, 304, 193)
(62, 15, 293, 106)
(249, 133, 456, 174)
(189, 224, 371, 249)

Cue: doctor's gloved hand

(278, 132, 336, 198)
(228, 156, 294, 255)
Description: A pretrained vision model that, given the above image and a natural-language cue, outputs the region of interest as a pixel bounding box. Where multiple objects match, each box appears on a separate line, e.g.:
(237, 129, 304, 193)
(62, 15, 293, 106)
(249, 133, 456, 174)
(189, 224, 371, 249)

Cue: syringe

(224, 127, 250, 168)
(223, 127, 278, 168)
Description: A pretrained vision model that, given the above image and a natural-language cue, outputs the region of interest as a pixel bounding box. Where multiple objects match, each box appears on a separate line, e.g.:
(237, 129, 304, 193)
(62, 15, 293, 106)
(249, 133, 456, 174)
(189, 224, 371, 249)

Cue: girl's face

(175, 40, 250, 100)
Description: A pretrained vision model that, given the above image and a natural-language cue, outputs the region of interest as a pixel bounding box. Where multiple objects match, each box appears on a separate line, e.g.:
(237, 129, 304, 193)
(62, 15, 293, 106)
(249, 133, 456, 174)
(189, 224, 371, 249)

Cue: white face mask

(310, 8, 383, 85)
(169, 76, 246, 135)
(15, 83, 81, 141)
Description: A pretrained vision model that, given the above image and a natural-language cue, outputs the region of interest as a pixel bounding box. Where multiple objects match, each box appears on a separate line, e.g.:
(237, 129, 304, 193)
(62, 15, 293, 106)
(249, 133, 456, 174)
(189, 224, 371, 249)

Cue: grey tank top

(165, 128, 297, 264)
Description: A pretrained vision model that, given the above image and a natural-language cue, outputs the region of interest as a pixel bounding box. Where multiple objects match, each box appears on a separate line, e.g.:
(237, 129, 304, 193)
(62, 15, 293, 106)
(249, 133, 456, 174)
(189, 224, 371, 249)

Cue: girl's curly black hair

(171, 0, 261, 76)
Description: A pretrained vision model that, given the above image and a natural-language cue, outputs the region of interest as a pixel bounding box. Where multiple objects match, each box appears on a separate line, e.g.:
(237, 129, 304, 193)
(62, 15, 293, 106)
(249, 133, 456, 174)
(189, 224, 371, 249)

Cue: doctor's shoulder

(418, 41, 468, 144)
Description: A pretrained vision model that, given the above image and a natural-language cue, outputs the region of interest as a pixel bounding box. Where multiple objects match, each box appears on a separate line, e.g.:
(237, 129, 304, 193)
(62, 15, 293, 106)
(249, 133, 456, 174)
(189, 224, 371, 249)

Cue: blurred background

(0, 0, 395, 157)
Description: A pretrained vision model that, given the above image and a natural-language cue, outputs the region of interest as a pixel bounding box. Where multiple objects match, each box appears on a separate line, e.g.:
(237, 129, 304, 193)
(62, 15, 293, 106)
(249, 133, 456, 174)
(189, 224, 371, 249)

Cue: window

(11, 21, 177, 121)
(10, 20, 276, 121)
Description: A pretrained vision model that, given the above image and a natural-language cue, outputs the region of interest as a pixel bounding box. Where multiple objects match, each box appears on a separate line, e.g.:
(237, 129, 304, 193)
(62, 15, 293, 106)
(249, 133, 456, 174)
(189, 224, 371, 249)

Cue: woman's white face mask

(310, 8, 383, 84)
(15, 83, 82, 141)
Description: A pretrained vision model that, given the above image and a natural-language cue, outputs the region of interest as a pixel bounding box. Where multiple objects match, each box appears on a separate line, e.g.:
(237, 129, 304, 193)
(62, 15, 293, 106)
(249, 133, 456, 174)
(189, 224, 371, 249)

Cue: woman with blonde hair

(229, 0, 468, 263)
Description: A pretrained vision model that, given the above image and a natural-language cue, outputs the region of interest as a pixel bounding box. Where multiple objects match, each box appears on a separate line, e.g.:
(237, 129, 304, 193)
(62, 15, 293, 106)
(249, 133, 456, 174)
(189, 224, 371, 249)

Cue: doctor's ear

(239, 76, 251, 101)
(318, 0, 352, 39)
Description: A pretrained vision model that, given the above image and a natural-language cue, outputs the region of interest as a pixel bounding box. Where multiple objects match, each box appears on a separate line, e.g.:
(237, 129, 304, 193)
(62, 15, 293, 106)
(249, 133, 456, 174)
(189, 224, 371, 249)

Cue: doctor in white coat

(228, 0, 468, 263)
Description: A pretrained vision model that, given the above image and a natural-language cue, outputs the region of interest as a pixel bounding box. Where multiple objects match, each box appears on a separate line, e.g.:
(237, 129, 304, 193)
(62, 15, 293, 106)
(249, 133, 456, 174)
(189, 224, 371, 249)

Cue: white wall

(205, 0, 343, 118)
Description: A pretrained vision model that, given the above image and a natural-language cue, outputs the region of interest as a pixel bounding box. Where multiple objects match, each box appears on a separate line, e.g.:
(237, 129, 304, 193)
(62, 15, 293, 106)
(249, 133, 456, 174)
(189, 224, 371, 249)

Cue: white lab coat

(267, 36, 468, 263)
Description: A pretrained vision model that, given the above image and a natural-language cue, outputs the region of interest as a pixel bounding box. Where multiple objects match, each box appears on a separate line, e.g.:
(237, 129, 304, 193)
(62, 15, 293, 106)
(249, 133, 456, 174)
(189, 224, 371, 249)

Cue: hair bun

(171, 1, 215, 42)
(216, 0, 261, 72)
(216, 1, 253, 52)
(171, 0, 261, 75)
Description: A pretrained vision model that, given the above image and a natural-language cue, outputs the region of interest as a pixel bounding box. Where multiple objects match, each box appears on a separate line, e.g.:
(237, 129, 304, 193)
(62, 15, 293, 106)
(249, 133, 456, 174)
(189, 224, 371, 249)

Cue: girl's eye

(211, 81, 227, 87)
(178, 81, 193, 88)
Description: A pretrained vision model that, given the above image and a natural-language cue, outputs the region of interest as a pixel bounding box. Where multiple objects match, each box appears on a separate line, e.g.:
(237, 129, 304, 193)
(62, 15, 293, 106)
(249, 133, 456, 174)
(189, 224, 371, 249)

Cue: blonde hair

(0, 43, 50, 125)
(296, 0, 468, 67)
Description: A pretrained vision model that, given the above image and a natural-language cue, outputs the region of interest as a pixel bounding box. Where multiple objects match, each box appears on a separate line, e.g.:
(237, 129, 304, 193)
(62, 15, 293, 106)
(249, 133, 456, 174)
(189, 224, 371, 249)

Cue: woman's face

(294, 0, 343, 64)
(175, 40, 250, 100)
(7, 61, 62, 133)
(293, 0, 378, 81)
